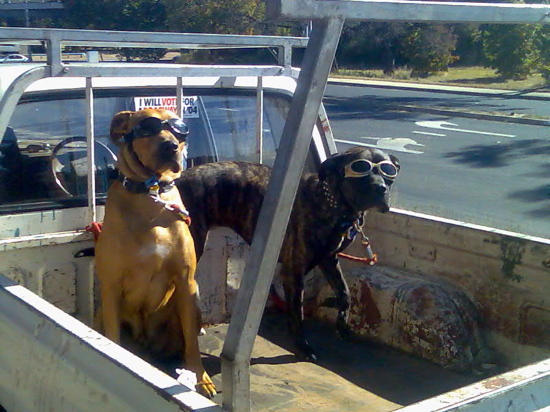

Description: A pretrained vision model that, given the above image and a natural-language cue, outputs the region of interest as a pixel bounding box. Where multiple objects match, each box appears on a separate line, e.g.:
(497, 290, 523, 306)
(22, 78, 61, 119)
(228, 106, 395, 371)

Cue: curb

(397, 104, 550, 126)
(327, 77, 550, 126)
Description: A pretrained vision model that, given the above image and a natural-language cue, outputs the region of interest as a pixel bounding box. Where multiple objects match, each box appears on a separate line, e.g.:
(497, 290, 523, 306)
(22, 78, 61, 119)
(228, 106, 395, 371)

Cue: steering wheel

(50, 137, 117, 197)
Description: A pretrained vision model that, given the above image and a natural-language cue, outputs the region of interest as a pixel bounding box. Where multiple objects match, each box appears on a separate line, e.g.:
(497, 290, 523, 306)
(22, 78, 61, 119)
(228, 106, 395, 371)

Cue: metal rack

(0, 26, 309, 334)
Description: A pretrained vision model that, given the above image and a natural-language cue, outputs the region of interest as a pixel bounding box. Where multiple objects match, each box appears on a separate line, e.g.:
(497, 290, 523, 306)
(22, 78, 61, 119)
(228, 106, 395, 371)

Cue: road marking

(335, 137, 425, 154)
(412, 131, 446, 137)
(415, 120, 516, 137)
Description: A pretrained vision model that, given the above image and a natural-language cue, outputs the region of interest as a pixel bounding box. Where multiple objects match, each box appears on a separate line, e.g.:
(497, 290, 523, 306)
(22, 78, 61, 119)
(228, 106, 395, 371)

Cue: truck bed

(194, 313, 479, 411)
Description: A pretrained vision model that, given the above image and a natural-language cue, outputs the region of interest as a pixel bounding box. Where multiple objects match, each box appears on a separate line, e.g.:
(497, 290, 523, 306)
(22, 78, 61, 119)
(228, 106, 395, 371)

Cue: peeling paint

(317, 266, 490, 372)
(500, 237, 527, 282)
(482, 376, 512, 390)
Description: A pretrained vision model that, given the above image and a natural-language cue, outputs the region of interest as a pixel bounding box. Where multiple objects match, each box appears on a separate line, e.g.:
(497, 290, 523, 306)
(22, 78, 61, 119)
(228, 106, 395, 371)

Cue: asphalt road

(324, 82, 550, 239)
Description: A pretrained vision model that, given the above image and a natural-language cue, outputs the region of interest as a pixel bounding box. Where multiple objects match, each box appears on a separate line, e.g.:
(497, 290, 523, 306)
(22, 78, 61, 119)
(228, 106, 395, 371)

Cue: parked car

(0, 53, 28, 63)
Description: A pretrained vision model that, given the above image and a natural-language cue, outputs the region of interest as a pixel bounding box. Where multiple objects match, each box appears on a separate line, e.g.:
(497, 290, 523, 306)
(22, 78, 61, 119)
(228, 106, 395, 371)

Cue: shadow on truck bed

(160, 311, 486, 412)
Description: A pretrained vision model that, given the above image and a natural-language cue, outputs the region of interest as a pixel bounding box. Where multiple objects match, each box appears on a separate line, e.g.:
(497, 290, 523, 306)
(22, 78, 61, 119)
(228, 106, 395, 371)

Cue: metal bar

(45, 31, 63, 76)
(277, 45, 292, 67)
(255, 77, 264, 164)
(220, 17, 344, 412)
(85, 77, 96, 225)
(0, 66, 47, 143)
(0, 3, 64, 10)
(78, 77, 96, 327)
(49, 64, 290, 79)
(266, 0, 550, 24)
(317, 104, 338, 156)
(0, 27, 308, 49)
(176, 77, 183, 118)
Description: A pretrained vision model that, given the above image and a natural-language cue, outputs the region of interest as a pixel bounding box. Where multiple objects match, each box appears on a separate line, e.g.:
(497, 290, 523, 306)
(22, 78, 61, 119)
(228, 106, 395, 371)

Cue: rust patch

(360, 282, 381, 326)
(482, 376, 512, 390)
(500, 237, 526, 282)
(519, 305, 550, 350)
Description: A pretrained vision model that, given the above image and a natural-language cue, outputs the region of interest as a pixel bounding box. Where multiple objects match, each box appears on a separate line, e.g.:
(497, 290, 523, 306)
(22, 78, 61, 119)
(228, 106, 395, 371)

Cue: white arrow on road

(415, 120, 516, 138)
(335, 137, 425, 154)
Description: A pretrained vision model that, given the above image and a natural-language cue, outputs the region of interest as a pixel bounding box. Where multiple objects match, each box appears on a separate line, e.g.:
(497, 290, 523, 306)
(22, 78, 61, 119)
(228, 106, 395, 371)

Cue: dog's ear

(110, 111, 133, 147)
(389, 154, 400, 172)
(318, 153, 343, 182)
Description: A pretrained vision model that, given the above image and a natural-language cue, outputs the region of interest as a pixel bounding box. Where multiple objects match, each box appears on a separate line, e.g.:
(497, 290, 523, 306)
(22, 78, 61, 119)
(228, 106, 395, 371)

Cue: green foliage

(337, 22, 408, 74)
(62, 0, 166, 31)
(61, 0, 267, 61)
(401, 24, 458, 77)
(62, 0, 167, 61)
(337, 22, 458, 76)
(164, 0, 264, 34)
(534, 25, 550, 81)
(478, 24, 540, 80)
(46, 0, 550, 82)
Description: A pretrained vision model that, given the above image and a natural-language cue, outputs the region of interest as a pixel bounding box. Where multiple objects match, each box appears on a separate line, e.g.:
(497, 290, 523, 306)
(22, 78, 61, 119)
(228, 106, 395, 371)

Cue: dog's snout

(161, 140, 179, 153)
(374, 183, 387, 195)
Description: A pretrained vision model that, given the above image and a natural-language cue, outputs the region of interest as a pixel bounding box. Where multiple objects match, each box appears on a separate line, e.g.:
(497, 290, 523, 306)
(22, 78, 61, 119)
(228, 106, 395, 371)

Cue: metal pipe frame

(220, 17, 345, 412)
(266, 0, 550, 24)
(255, 77, 264, 164)
(0, 27, 307, 65)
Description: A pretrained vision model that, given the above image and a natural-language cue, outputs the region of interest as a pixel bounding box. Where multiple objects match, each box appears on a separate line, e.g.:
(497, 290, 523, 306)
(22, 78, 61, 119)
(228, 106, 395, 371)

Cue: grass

(332, 66, 549, 91)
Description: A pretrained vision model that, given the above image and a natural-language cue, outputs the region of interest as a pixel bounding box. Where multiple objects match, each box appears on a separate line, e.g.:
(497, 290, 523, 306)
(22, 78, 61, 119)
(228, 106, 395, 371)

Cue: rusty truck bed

(193, 313, 480, 411)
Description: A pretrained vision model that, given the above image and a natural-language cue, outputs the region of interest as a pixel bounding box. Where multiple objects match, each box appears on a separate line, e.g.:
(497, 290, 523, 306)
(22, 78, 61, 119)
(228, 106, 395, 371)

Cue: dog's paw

(336, 321, 351, 340)
(197, 372, 217, 398)
(295, 338, 318, 363)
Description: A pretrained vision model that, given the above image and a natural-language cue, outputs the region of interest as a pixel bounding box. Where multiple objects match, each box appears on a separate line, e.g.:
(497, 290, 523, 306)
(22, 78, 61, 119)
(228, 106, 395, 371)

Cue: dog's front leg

(318, 255, 351, 339)
(100, 287, 122, 343)
(175, 275, 217, 398)
(282, 272, 318, 362)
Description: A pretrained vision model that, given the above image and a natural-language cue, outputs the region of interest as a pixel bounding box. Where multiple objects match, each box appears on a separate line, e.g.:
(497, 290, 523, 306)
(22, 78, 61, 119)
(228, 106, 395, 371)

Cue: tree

(401, 24, 458, 77)
(536, 25, 550, 81)
(337, 22, 408, 74)
(163, 0, 264, 34)
(62, 0, 167, 61)
(478, 23, 540, 79)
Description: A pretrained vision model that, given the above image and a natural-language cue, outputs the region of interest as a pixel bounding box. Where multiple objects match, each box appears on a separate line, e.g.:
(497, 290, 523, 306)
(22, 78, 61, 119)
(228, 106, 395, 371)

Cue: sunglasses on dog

(344, 159, 398, 179)
(133, 117, 189, 142)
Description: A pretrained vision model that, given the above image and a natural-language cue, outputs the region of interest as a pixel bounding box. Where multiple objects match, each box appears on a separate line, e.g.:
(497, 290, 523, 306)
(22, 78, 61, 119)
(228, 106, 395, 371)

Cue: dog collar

(321, 181, 339, 209)
(116, 171, 175, 195)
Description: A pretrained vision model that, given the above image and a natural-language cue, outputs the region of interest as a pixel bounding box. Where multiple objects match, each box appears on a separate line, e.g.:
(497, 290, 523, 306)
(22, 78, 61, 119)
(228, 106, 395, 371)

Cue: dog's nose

(374, 183, 387, 195)
(161, 140, 179, 153)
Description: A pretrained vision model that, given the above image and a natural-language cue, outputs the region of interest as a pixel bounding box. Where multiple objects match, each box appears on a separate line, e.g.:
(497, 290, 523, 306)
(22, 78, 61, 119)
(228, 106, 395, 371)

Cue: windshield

(0, 89, 291, 212)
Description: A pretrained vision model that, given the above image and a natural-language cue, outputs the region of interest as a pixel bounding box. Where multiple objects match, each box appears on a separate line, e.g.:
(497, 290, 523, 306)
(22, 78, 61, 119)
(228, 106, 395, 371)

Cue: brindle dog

(178, 147, 399, 361)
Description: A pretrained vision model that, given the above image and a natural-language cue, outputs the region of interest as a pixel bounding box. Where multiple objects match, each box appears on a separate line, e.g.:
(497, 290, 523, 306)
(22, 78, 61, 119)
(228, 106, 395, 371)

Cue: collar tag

(144, 175, 160, 195)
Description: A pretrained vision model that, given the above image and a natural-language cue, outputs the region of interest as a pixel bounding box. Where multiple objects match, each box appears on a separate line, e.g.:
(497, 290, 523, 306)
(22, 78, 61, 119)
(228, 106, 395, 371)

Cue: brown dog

(177, 147, 400, 361)
(95, 109, 216, 397)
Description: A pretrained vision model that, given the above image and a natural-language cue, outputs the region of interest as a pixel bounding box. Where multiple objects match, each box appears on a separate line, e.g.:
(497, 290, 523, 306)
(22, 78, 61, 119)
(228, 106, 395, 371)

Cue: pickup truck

(0, 1, 549, 411)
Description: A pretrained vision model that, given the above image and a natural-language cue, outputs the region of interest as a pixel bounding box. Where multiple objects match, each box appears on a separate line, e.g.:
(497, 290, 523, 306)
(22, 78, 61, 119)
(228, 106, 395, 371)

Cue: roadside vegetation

(332, 67, 548, 91)
(4, 0, 550, 90)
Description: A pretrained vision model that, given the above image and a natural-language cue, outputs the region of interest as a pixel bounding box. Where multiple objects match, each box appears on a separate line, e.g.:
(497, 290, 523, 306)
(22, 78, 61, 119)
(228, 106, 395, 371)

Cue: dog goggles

(132, 117, 189, 142)
(344, 159, 398, 179)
